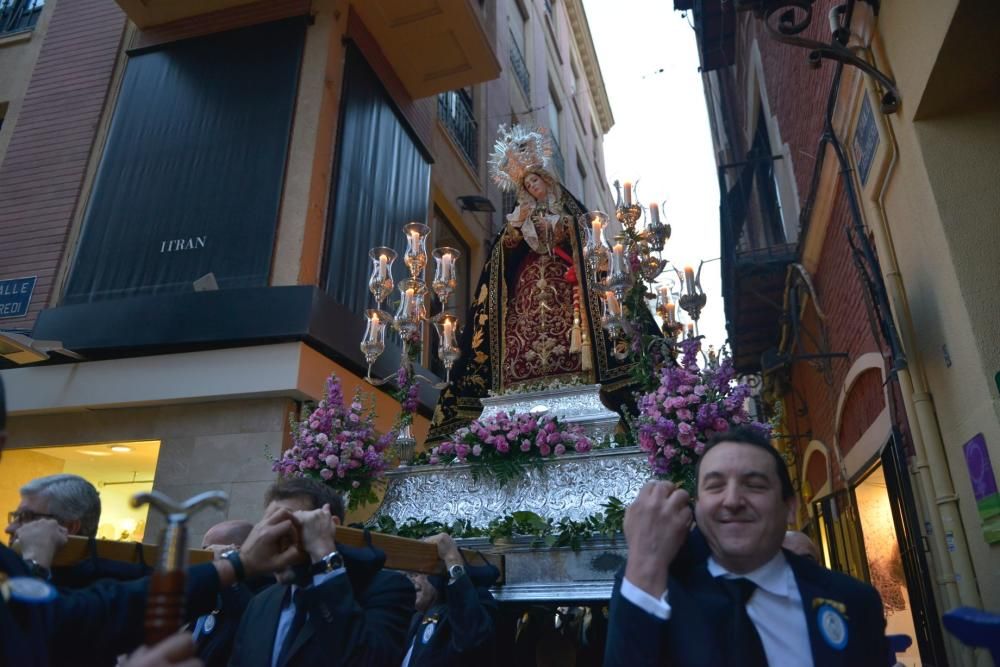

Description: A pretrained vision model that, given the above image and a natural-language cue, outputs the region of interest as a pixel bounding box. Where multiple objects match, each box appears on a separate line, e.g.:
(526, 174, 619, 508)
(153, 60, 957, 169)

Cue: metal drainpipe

(856, 50, 984, 613)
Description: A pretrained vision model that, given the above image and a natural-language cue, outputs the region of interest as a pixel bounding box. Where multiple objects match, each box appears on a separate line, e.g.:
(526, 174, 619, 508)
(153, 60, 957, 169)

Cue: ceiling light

(81, 450, 112, 457)
(110, 445, 132, 453)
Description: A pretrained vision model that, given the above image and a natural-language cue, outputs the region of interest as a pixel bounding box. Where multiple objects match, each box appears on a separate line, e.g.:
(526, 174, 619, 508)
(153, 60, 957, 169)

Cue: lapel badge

(7, 576, 57, 604)
(816, 603, 849, 650)
(203, 613, 217, 634)
(421, 619, 438, 645)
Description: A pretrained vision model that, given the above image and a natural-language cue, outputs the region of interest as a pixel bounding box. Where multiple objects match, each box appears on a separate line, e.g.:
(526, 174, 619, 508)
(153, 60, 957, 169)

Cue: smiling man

(605, 427, 888, 667)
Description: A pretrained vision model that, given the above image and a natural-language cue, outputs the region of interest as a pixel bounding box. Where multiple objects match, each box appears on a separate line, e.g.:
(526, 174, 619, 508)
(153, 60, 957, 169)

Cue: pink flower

(575, 438, 592, 453)
(714, 418, 730, 432)
(520, 441, 532, 452)
(539, 444, 551, 456)
(676, 408, 693, 421)
(472, 444, 482, 457)
(496, 441, 510, 453)
(554, 444, 566, 456)
(325, 454, 339, 467)
(429, 455, 441, 465)
(352, 480, 361, 488)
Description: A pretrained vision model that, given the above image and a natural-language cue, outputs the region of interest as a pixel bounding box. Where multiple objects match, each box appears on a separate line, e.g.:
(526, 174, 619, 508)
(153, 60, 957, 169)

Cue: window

(438, 88, 478, 168)
(576, 155, 588, 209)
(749, 108, 785, 246)
(0, 0, 43, 35)
(508, 3, 530, 99)
(0, 102, 7, 134)
(323, 43, 432, 317)
(428, 208, 470, 379)
(547, 83, 565, 180)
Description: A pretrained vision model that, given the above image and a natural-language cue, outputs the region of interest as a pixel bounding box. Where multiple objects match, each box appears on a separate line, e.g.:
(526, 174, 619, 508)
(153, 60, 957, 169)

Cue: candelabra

(359, 222, 462, 463)
(581, 181, 676, 340)
(360, 222, 462, 383)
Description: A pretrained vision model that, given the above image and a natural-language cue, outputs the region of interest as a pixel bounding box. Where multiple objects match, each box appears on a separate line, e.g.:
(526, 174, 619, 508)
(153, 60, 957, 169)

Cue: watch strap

(222, 550, 245, 583)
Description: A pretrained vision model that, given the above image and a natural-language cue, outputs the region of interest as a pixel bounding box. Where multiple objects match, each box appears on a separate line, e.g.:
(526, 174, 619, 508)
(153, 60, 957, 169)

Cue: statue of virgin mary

(427, 125, 644, 441)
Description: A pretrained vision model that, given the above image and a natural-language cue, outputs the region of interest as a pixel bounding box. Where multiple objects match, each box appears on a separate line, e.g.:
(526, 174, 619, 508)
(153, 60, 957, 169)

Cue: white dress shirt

(621, 551, 813, 666)
(270, 569, 344, 667)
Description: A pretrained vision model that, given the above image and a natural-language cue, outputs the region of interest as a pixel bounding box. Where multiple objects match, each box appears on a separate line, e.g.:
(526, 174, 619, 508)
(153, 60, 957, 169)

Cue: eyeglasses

(7, 510, 59, 525)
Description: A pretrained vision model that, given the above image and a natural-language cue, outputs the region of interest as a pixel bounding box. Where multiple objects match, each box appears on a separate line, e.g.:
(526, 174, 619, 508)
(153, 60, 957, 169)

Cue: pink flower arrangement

(273, 373, 393, 509)
(633, 338, 770, 488)
(430, 411, 593, 483)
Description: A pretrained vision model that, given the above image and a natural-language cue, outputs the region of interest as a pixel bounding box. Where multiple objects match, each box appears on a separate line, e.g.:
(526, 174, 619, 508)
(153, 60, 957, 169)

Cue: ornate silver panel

(455, 536, 627, 602)
(373, 446, 650, 527)
(479, 383, 621, 441)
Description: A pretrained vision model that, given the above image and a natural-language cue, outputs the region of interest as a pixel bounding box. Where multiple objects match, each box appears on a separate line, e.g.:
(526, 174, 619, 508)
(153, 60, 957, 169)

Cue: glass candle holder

(393, 279, 425, 337)
(402, 222, 430, 279)
(368, 247, 397, 305)
(601, 290, 624, 337)
(579, 211, 610, 276)
(360, 309, 389, 365)
(431, 247, 461, 305)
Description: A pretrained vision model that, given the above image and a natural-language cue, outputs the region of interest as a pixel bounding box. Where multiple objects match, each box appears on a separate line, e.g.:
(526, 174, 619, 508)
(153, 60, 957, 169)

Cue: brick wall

(0, 0, 126, 328)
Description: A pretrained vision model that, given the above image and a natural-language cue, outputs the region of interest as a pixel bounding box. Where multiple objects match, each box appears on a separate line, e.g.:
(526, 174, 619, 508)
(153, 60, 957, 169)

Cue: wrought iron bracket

(746, 0, 900, 114)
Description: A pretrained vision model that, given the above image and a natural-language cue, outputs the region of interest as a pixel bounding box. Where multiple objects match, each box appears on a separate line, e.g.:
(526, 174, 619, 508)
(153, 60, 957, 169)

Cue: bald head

(783, 530, 821, 562)
(202, 520, 253, 549)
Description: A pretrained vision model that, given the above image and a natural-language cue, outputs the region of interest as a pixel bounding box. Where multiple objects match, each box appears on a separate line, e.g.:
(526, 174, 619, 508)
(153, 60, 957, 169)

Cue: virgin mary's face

(523, 173, 549, 201)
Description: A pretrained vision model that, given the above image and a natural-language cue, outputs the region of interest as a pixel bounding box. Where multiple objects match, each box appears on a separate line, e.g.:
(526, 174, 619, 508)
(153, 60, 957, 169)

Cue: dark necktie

(276, 589, 308, 667)
(717, 577, 768, 667)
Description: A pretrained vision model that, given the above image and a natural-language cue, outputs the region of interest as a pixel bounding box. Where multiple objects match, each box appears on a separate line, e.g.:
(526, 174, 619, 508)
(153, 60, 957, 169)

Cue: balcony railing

(0, 0, 42, 35)
(438, 90, 478, 169)
(550, 134, 565, 181)
(508, 29, 530, 99)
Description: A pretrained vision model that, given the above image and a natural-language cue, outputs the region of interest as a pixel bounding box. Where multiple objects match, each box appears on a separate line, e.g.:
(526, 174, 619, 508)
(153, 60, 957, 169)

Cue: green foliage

(372, 496, 626, 552)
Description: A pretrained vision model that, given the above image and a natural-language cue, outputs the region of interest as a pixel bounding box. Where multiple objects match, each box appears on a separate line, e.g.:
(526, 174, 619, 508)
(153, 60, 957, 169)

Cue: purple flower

(520, 440, 532, 452)
(539, 444, 551, 456)
(320, 468, 333, 480)
(554, 444, 566, 456)
(472, 444, 482, 457)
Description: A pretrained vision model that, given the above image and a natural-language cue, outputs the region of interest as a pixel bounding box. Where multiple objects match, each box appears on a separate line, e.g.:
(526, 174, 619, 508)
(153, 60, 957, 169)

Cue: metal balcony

(0, 0, 43, 35)
(438, 90, 478, 169)
(508, 29, 530, 99)
(550, 134, 565, 181)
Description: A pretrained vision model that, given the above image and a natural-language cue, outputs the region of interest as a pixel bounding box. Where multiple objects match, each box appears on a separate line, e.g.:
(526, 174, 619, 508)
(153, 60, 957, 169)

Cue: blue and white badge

(421, 621, 437, 644)
(7, 577, 57, 604)
(203, 614, 216, 634)
(817, 604, 848, 650)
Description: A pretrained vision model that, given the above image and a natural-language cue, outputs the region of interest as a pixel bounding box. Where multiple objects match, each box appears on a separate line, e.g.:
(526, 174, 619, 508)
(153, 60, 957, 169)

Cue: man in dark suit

(228, 478, 415, 667)
(605, 427, 888, 667)
(401, 533, 498, 667)
(0, 375, 304, 667)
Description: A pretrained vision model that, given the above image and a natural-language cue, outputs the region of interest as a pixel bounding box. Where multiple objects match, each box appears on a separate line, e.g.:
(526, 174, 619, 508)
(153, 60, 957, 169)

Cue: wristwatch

(312, 550, 344, 575)
(221, 549, 245, 583)
(447, 563, 466, 584)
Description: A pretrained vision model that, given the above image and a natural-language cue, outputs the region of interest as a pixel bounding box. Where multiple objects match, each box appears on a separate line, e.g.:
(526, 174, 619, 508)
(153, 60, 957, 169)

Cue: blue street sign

(0, 276, 37, 319)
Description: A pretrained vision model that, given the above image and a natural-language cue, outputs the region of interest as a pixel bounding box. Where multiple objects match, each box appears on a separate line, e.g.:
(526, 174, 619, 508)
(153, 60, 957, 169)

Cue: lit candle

(591, 218, 602, 240)
(378, 253, 388, 279)
(612, 243, 625, 273)
(658, 285, 670, 303)
(442, 319, 455, 348)
(665, 303, 676, 324)
(606, 292, 622, 316)
(442, 252, 454, 279)
(649, 202, 660, 224)
(404, 287, 416, 317)
(408, 231, 420, 254)
(684, 265, 696, 294)
(623, 182, 632, 207)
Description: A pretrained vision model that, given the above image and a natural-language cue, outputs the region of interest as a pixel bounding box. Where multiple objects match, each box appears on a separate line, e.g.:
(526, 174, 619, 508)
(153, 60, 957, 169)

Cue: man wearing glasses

(5, 474, 101, 581)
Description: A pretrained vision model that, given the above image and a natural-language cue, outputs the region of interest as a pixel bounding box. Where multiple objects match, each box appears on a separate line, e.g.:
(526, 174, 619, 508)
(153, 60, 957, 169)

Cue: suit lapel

(251, 585, 289, 667)
(788, 552, 846, 667)
(282, 617, 315, 667)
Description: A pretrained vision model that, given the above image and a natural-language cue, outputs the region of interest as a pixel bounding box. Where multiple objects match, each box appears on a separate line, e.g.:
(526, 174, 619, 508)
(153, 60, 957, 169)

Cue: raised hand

(424, 533, 462, 569)
(292, 504, 338, 563)
(14, 517, 68, 569)
(238, 508, 304, 578)
(121, 632, 202, 667)
(623, 481, 692, 598)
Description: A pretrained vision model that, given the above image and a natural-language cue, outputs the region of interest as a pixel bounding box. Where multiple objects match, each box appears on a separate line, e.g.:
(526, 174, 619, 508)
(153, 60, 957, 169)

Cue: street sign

(0, 276, 36, 319)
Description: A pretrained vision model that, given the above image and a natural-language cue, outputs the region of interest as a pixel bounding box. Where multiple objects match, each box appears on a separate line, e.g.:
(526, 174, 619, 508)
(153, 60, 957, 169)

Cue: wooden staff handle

(144, 570, 186, 645)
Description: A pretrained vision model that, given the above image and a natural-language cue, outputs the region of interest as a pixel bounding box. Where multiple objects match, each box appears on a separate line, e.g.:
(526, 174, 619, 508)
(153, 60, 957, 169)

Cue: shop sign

(962, 433, 1000, 544)
(0, 276, 36, 319)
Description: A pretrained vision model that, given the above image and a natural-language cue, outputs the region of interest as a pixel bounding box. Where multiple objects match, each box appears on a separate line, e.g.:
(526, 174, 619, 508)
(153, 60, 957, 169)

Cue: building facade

(0, 0, 614, 541)
(680, 0, 999, 665)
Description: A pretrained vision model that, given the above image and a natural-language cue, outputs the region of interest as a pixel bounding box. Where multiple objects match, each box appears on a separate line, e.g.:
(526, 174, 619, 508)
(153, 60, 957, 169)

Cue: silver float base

(478, 384, 621, 442)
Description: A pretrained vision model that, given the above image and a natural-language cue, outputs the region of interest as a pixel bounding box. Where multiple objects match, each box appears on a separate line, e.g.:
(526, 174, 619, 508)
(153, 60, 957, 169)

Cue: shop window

(1, 441, 160, 543)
